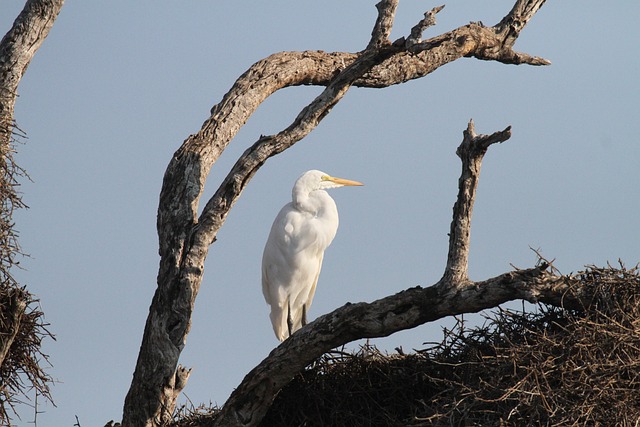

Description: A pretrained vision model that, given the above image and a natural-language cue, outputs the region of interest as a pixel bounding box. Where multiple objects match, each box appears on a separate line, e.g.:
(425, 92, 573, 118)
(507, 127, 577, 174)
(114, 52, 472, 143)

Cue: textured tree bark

(0, 0, 64, 286)
(0, 0, 64, 133)
(123, 1, 549, 425)
(0, 0, 63, 421)
(442, 120, 512, 285)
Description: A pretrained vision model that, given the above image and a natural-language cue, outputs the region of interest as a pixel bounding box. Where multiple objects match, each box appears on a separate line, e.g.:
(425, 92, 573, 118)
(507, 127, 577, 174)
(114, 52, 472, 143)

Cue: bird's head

(297, 170, 364, 192)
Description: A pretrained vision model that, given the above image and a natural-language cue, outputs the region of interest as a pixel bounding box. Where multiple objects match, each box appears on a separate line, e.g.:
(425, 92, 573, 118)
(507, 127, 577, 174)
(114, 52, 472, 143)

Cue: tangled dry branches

(0, 120, 28, 292)
(0, 120, 53, 424)
(0, 284, 54, 424)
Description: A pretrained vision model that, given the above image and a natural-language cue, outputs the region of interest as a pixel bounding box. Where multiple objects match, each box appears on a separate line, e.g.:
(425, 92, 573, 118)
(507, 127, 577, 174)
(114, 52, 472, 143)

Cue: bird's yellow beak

(323, 175, 364, 187)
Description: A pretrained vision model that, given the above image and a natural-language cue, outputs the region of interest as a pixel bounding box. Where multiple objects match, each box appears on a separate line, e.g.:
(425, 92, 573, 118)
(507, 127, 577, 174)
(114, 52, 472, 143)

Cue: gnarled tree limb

(123, 1, 550, 425)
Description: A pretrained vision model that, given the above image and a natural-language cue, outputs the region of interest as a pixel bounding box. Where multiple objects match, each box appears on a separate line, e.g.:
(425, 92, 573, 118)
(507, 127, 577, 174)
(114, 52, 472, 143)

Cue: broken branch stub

(442, 120, 512, 285)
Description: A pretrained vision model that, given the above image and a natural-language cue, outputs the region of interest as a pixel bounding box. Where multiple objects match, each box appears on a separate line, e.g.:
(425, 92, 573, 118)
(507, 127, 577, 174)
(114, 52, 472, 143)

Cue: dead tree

(0, 0, 63, 423)
(120, 0, 570, 426)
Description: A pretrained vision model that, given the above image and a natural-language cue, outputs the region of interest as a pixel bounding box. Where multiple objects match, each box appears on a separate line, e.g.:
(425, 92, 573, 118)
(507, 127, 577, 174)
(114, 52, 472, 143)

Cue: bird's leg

(301, 304, 307, 327)
(286, 301, 293, 338)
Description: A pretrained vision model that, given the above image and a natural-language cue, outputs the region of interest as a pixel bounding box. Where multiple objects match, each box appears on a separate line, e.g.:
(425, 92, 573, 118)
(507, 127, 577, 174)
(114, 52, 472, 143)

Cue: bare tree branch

(123, 1, 551, 425)
(194, 0, 430, 258)
(498, 0, 548, 39)
(367, 0, 398, 50)
(475, 0, 550, 65)
(406, 5, 445, 48)
(442, 120, 512, 284)
(157, 0, 549, 263)
(209, 120, 575, 427)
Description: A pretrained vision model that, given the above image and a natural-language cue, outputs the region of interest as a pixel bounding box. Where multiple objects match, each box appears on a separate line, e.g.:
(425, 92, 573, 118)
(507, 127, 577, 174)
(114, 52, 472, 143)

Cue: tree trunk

(0, 0, 64, 422)
(0, 0, 65, 287)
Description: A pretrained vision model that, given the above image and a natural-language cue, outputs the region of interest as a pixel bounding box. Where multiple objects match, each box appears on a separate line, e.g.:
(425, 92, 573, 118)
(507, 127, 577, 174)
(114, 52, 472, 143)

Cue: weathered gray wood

(442, 120, 512, 284)
(0, 0, 64, 136)
(0, 0, 64, 283)
(123, 1, 549, 425)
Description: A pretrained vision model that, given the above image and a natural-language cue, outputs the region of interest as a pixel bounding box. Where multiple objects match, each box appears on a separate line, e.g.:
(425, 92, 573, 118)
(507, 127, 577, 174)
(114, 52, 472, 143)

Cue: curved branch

(125, 1, 550, 425)
(0, 0, 64, 144)
(195, 3, 459, 249)
(0, 0, 64, 280)
(193, 3, 546, 257)
(157, 1, 550, 260)
(208, 116, 592, 425)
(213, 264, 582, 426)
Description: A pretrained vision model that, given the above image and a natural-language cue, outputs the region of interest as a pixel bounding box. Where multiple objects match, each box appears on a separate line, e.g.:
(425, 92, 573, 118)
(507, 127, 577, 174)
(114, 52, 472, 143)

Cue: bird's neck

(294, 190, 338, 220)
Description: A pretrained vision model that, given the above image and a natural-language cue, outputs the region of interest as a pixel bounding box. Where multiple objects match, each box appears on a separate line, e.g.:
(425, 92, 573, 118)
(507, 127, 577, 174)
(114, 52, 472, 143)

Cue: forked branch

(194, 2, 448, 252)
(441, 120, 512, 284)
(209, 122, 581, 427)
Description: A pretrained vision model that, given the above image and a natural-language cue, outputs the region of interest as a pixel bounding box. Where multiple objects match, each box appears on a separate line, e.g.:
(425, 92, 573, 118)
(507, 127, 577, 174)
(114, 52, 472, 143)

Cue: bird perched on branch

(262, 170, 363, 341)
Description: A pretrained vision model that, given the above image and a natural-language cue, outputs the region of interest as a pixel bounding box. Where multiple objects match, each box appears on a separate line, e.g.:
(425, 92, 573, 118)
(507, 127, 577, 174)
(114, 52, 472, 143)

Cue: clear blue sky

(2, 1, 639, 425)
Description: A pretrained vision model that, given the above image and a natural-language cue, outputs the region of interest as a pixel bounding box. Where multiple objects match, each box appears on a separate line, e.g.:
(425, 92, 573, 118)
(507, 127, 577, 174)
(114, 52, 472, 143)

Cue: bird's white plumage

(261, 170, 363, 341)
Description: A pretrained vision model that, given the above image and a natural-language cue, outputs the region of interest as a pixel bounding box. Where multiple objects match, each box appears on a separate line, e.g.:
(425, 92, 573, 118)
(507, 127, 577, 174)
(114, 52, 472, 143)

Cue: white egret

(261, 170, 363, 341)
